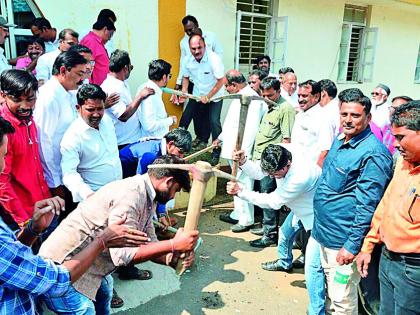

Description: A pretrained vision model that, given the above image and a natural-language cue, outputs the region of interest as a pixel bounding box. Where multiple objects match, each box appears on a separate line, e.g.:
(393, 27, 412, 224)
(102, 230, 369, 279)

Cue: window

(0, 0, 41, 59)
(415, 44, 420, 83)
(235, 0, 285, 74)
(337, 5, 378, 83)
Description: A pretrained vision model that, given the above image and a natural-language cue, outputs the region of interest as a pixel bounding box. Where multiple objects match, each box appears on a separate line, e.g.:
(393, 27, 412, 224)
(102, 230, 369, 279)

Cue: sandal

(118, 265, 153, 280)
(111, 289, 124, 308)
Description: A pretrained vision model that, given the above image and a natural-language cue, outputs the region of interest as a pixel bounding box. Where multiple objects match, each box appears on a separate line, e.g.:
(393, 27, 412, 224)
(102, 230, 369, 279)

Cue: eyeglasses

(88, 61, 95, 67)
(371, 92, 382, 96)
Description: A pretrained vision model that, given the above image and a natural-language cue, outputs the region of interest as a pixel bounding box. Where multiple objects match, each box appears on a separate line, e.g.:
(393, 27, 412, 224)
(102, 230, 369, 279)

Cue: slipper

(111, 289, 124, 308)
(118, 268, 153, 280)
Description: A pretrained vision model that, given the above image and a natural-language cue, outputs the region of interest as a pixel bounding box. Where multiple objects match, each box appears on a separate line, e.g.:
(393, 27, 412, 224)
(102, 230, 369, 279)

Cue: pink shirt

(80, 31, 109, 85)
(16, 56, 36, 75)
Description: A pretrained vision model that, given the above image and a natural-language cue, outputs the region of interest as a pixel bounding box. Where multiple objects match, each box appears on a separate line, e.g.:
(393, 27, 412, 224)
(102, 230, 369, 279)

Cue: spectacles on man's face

(371, 92, 382, 96)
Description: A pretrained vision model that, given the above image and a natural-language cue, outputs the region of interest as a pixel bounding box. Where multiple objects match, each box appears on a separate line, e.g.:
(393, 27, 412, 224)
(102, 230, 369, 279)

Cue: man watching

(0, 17, 16, 74)
(137, 59, 177, 138)
(248, 69, 268, 95)
(357, 101, 420, 314)
(39, 155, 198, 314)
(370, 83, 391, 130)
(280, 71, 298, 110)
(36, 28, 79, 85)
(312, 88, 393, 314)
(278, 67, 294, 83)
(101, 49, 154, 149)
(30, 17, 58, 53)
(0, 116, 148, 315)
(15, 37, 45, 75)
(255, 55, 277, 77)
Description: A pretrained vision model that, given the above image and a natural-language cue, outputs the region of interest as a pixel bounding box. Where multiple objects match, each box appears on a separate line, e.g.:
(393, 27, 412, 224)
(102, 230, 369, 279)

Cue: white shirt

(218, 85, 267, 159)
(34, 76, 78, 188)
(101, 74, 141, 145)
(291, 103, 336, 163)
(281, 87, 299, 110)
(44, 37, 60, 53)
(35, 49, 61, 82)
(319, 98, 340, 152)
(60, 115, 122, 202)
(176, 31, 223, 85)
(0, 47, 11, 75)
(137, 80, 173, 138)
(237, 145, 321, 230)
(371, 102, 391, 130)
(183, 49, 225, 98)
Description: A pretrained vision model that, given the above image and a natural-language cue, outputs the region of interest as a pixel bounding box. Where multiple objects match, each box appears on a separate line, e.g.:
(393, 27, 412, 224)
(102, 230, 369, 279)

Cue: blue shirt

(0, 217, 71, 315)
(312, 127, 393, 255)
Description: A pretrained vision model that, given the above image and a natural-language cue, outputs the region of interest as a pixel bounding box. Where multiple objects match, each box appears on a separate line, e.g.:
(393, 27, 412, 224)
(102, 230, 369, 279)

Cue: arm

(281, 105, 295, 143)
(204, 78, 224, 101)
(176, 39, 189, 87)
(240, 159, 266, 180)
(241, 101, 267, 156)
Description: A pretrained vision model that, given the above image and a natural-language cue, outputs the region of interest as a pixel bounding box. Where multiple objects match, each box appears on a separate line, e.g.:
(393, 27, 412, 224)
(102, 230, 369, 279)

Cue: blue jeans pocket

(404, 264, 420, 286)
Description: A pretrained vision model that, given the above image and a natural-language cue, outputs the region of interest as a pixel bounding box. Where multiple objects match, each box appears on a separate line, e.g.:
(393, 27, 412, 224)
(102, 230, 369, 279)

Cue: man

(0, 17, 16, 74)
(15, 37, 45, 74)
(137, 59, 177, 138)
(39, 155, 198, 314)
(30, 17, 58, 53)
(278, 67, 294, 83)
(248, 69, 268, 95)
(280, 71, 299, 110)
(370, 83, 391, 130)
(214, 70, 266, 232)
(247, 76, 295, 247)
(179, 34, 224, 162)
(120, 128, 192, 178)
(357, 101, 420, 314)
(36, 28, 79, 85)
(33, 51, 87, 208)
(226, 144, 324, 314)
(60, 84, 121, 203)
(255, 55, 277, 77)
(80, 18, 115, 85)
(68, 44, 94, 83)
(0, 70, 50, 227)
(390, 95, 412, 115)
(101, 49, 154, 148)
(312, 88, 393, 314)
(0, 116, 149, 315)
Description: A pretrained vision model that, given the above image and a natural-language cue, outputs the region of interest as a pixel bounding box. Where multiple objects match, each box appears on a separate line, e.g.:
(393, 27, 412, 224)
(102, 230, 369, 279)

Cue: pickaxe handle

(232, 100, 249, 177)
(183, 144, 217, 162)
(161, 87, 202, 102)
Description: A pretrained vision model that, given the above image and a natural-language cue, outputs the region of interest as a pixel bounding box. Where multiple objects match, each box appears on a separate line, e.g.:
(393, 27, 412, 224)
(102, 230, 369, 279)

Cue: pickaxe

(148, 161, 239, 275)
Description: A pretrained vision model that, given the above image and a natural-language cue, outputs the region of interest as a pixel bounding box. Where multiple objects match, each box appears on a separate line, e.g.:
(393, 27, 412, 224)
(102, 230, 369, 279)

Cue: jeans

(305, 237, 326, 315)
(379, 248, 420, 315)
(277, 212, 303, 269)
(43, 275, 114, 315)
(259, 176, 278, 239)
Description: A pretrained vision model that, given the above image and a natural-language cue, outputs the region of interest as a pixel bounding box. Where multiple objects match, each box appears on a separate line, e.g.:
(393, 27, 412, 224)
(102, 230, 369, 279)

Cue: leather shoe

(231, 223, 252, 233)
(250, 227, 264, 236)
(249, 237, 277, 248)
(292, 254, 305, 269)
(261, 259, 293, 272)
(219, 213, 238, 225)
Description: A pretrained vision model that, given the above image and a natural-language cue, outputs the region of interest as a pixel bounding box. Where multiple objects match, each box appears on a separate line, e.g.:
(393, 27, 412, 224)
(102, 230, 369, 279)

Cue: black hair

(31, 17, 52, 30)
(68, 44, 92, 55)
(260, 145, 292, 174)
(391, 100, 420, 131)
(98, 9, 117, 22)
(391, 95, 413, 103)
(249, 69, 268, 80)
(260, 76, 281, 91)
(225, 71, 246, 85)
(182, 15, 198, 26)
(109, 49, 130, 73)
(338, 88, 372, 114)
(279, 67, 294, 75)
(0, 69, 38, 98)
(0, 116, 15, 145)
(25, 36, 45, 51)
(164, 128, 192, 153)
(58, 28, 79, 40)
(76, 84, 106, 106)
(148, 155, 191, 192)
(148, 59, 171, 81)
(52, 50, 87, 75)
(255, 55, 271, 65)
(93, 18, 116, 31)
(298, 80, 321, 96)
(318, 79, 337, 98)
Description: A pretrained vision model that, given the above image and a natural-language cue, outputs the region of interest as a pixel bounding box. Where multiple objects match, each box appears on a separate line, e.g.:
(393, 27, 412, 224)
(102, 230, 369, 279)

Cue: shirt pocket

(260, 120, 278, 138)
(325, 165, 348, 193)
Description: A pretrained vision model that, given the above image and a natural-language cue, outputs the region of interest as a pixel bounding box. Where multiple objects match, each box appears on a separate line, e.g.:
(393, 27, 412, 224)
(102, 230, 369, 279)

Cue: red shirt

(0, 105, 51, 224)
(80, 31, 109, 85)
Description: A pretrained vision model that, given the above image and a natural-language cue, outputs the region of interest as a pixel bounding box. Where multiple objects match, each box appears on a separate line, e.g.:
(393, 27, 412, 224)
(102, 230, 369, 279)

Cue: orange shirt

(361, 157, 420, 254)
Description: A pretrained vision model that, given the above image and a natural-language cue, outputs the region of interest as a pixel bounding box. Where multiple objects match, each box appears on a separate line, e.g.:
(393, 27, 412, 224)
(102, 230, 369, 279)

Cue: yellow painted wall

(158, 0, 186, 125)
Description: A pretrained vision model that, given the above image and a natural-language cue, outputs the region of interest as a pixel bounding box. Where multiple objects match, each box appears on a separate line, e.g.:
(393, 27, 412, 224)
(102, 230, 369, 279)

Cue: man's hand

(232, 149, 246, 165)
(31, 196, 65, 233)
(170, 94, 179, 105)
(200, 95, 209, 104)
(172, 227, 199, 252)
(356, 252, 371, 278)
(138, 87, 155, 100)
(212, 139, 221, 148)
(101, 215, 150, 248)
(226, 181, 242, 195)
(104, 92, 120, 109)
(336, 247, 356, 265)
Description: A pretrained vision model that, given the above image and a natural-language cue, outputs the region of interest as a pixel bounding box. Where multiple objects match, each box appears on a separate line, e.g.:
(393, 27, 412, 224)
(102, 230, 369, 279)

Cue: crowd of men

(0, 8, 418, 315)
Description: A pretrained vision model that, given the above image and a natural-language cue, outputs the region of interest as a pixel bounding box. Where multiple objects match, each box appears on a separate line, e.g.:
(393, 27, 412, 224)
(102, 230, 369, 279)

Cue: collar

(160, 138, 167, 155)
(88, 31, 103, 45)
(193, 49, 209, 64)
(400, 157, 420, 175)
(146, 80, 162, 96)
(76, 116, 105, 132)
(142, 173, 157, 203)
(49, 76, 72, 97)
(337, 126, 372, 148)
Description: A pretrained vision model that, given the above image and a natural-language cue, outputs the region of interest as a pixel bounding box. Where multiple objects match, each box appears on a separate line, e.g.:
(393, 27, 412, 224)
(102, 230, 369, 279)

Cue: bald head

(225, 69, 246, 94)
(282, 72, 297, 96)
(189, 34, 206, 61)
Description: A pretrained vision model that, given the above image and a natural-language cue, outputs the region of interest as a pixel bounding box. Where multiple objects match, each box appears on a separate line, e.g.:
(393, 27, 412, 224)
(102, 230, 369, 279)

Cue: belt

(383, 247, 420, 266)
